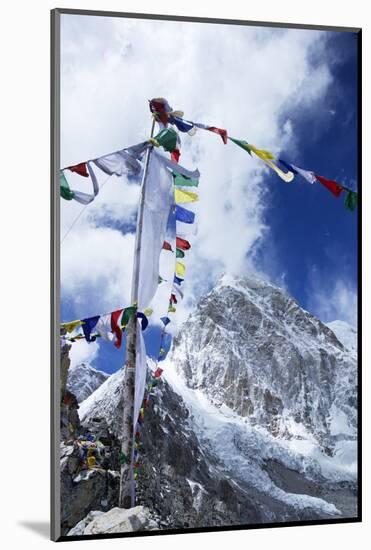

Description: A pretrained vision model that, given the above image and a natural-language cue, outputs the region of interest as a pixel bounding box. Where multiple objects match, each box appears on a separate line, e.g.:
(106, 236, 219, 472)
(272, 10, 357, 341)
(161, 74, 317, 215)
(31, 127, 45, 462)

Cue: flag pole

(119, 115, 156, 509)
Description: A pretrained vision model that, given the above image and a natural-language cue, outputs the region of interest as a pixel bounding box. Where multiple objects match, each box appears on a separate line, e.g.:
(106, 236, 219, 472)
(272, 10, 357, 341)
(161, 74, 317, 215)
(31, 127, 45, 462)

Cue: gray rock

(81, 506, 158, 535)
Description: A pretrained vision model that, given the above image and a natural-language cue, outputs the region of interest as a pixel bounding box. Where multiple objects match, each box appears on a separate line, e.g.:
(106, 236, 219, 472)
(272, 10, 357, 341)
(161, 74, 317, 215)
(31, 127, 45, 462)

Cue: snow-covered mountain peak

(67, 362, 109, 403)
(326, 320, 357, 354)
(170, 274, 357, 450)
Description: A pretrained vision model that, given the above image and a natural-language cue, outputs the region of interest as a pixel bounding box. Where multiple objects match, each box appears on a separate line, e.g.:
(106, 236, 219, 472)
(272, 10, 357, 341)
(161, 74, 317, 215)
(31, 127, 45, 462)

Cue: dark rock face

(137, 381, 278, 528)
(60, 421, 122, 535)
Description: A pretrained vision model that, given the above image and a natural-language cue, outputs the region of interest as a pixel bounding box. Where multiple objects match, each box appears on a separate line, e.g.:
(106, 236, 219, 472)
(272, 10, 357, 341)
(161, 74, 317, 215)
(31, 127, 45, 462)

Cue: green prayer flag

(60, 171, 75, 201)
(153, 128, 178, 152)
(121, 306, 137, 327)
(176, 248, 185, 258)
(173, 173, 199, 187)
(229, 137, 253, 156)
(344, 190, 358, 212)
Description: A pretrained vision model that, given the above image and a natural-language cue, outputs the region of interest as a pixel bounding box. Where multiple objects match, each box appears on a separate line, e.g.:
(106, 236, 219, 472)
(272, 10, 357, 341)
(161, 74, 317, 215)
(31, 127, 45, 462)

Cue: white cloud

(307, 277, 357, 327)
(69, 338, 100, 368)
(60, 15, 334, 327)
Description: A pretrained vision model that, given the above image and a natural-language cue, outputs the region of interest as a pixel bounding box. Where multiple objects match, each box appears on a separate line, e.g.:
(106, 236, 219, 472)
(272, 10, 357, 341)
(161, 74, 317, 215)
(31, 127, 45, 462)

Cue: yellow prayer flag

(168, 306, 176, 313)
(61, 320, 84, 333)
(249, 144, 294, 182)
(249, 144, 275, 161)
(176, 261, 186, 277)
(143, 307, 153, 317)
(174, 188, 199, 204)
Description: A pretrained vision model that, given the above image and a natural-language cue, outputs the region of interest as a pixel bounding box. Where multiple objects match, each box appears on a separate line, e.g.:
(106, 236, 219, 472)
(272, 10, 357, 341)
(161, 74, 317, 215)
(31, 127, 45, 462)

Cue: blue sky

(60, 17, 359, 375)
(258, 31, 358, 313)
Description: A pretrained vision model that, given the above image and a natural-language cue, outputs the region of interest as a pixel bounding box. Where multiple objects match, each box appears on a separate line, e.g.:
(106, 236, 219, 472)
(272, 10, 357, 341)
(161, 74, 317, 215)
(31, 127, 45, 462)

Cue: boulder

(81, 506, 158, 535)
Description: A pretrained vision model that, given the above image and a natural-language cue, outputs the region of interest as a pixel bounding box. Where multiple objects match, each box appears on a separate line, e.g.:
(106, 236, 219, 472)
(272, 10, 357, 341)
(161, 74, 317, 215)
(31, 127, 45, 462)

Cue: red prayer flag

(162, 241, 173, 252)
(171, 293, 178, 304)
(315, 174, 344, 197)
(149, 98, 171, 125)
(68, 162, 89, 178)
(111, 309, 123, 349)
(171, 149, 181, 163)
(176, 236, 191, 250)
(208, 126, 228, 144)
(154, 368, 163, 378)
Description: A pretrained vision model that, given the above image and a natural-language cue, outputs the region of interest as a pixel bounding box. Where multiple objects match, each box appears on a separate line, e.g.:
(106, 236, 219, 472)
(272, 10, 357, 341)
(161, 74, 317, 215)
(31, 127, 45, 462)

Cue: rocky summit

(63, 273, 358, 534)
(67, 362, 109, 403)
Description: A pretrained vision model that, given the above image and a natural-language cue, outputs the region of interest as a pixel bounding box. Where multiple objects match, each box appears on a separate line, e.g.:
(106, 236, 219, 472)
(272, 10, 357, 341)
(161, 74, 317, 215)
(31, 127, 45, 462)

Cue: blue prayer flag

(176, 205, 195, 224)
(137, 312, 148, 331)
(278, 159, 298, 174)
(81, 315, 100, 342)
(169, 115, 194, 133)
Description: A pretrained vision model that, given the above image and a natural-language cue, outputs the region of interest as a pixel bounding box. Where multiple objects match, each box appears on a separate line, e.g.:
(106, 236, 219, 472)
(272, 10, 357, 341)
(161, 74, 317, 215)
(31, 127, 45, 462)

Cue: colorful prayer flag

(228, 137, 252, 155)
(149, 97, 172, 125)
(249, 144, 275, 161)
(176, 248, 185, 258)
(172, 284, 184, 300)
(95, 314, 115, 343)
(169, 115, 194, 133)
(229, 138, 294, 182)
(168, 306, 176, 313)
(173, 173, 199, 187)
(207, 126, 228, 144)
(160, 316, 171, 326)
(171, 149, 181, 163)
(81, 316, 100, 342)
(279, 159, 316, 184)
(67, 162, 89, 178)
(176, 262, 186, 277)
(60, 171, 75, 201)
(162, 241, 173, 252)
(278, 159, 298, 174)
(344, 190, 358, 211)
(121, 306, 137, 327)
(175, 188, 199, 204)
(60, 319, 84, 333)
(60, 163, 100, 204)
(176, 205, 195, 224)
(111, 309, 124, 348)
(315, 174, 344, 197)
(174, 276, 184, 286)
(137, 312, 149, 331)
(152, 128, 178, 152)
(176, 237, 191, 250)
